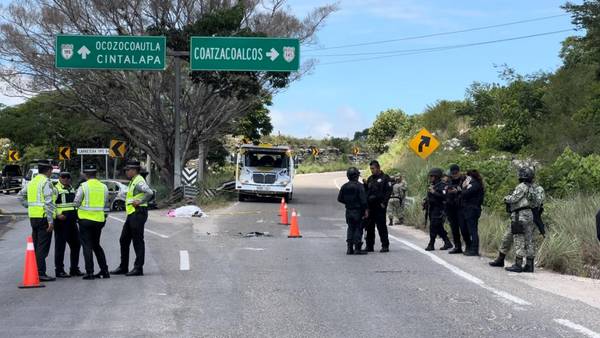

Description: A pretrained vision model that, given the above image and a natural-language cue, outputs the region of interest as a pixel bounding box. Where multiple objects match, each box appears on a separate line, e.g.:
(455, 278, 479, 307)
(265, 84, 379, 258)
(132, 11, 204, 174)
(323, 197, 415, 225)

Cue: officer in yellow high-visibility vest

(73, 164, 110, 280)
(53, 172, 83, 278)
(18, 161, 56, 282)
(111, 160, 154, 277)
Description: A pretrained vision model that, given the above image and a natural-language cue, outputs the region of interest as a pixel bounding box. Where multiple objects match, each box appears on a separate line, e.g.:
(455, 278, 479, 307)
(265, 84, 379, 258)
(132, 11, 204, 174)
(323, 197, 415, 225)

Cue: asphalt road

(1, 172, 600, 337)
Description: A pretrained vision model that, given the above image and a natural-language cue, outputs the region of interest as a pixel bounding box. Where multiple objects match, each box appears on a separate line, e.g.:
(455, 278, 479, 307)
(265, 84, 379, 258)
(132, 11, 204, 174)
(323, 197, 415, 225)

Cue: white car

(22, 167, 61, 188)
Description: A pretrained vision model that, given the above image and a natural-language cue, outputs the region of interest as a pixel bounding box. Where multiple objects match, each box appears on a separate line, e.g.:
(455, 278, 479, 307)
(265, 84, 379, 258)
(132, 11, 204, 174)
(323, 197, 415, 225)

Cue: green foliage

(296, 157, 351, 174)
(235, 96, 273, 142)
(470, 127, 503, 151)
(538, 147, 600, 197)
(366, 108, 411, 153)
(420, 100, 463, 137)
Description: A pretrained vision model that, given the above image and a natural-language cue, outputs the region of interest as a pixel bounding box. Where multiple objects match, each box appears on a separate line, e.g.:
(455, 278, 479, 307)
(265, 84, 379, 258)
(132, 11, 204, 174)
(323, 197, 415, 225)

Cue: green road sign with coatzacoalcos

(190, 37, 300, 72)
(55, 35, 166, 70)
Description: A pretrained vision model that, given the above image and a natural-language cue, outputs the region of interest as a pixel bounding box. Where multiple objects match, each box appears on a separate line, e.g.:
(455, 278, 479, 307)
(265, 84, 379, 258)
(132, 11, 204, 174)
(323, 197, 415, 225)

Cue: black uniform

(365, 172, 392, 250)
(53, 183, 81, 275)
(338, 180, 368, 246)
(426, 179, 450, 246)
(445, 176, 470, 251)
(461, 179, 484, 254)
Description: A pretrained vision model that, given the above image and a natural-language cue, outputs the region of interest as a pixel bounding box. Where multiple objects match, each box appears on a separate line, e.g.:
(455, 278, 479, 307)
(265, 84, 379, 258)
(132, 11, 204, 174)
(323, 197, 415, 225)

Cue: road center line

(332, 176, 531, 307)
(554, 319, 600, 338)
(108, 215, 169, 239)
(179, 250, 190, 270)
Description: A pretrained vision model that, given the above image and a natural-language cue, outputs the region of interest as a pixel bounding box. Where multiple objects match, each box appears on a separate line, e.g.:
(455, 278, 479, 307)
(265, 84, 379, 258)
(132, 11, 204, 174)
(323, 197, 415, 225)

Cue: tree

(564, 1, 600, 76)
(0, 0, 337, 189)
(366, 108, 409, 153)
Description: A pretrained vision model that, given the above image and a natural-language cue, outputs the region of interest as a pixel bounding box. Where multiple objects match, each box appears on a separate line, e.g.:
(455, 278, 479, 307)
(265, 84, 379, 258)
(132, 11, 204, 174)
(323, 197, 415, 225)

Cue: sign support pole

(105, 154, 109, 180)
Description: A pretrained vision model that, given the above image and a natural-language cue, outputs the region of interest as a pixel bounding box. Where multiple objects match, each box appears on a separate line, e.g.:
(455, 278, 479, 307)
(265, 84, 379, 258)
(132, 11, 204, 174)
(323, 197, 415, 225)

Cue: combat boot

(354, 243, 368, 255)
(440, 237, 453, 251)
(365, 245, 374, 252)
(489, 252, 506, 267)
(346, 243, 354, 255)
(505, 256, 524, 273)
(425, 240, 435, 251)
(524, 257, 535, 273)
(448, 247, 463, 254)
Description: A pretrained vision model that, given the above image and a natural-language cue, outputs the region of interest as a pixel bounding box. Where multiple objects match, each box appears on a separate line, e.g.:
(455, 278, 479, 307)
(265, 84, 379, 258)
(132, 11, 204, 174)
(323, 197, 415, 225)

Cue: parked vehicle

(1, 164, 23, 193)
(101, 179, 157, 211)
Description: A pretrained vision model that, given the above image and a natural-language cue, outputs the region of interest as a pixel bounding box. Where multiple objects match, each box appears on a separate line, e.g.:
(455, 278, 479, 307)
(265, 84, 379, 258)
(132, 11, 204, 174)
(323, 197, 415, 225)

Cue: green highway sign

(55, 35, 166, 70)
(190, 37, 300, 72)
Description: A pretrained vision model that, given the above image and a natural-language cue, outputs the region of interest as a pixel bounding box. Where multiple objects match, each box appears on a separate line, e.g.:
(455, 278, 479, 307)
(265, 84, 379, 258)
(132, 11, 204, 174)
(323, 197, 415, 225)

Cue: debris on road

(240, 231, 272, 238)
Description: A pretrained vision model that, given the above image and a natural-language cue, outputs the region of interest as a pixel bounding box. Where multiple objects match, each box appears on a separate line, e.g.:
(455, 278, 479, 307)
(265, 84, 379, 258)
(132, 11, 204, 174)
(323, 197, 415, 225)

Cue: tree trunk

(145, 154, 152, 185)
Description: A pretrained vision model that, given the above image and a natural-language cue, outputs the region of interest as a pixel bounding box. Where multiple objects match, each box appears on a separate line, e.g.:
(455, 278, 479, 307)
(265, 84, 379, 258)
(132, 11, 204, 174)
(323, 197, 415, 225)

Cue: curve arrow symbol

(418, 136, 431, 153)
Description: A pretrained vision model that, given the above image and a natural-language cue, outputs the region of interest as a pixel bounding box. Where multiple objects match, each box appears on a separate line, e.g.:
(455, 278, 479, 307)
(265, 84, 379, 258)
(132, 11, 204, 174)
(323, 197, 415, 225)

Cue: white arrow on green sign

(190, 37, 300, 72)
(55, 35, 166, 70)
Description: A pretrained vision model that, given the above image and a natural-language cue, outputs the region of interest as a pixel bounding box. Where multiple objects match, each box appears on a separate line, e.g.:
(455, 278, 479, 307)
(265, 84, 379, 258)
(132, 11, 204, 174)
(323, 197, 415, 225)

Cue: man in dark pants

(111, 160, 154, 277)
(53, 172, 83, 277)
(74, 164, 110, 280)
(445, 164, 470, 254)
(18, 161, 56, 282)
(338, 167, 369, 255)
(425, 168, 453, 251)
(364, 160, 392, 253)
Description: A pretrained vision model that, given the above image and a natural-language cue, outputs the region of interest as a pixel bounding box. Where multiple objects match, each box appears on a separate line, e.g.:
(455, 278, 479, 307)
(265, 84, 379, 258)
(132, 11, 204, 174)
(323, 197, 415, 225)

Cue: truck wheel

(284, 193, 292, 203)
(238, 193, 247, 202)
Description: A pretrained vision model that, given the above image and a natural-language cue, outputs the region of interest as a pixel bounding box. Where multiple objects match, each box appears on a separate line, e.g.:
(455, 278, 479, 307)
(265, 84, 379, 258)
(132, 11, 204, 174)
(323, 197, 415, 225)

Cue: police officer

(74, 164, 110, 280)
(111, 160, 154, 276)
(425, 168, 453, 251)
(461, 170, 485, 256)
(364, 160, 392, 252)
(489, 167, 536, 273)
(338, 167, 368, 255)
(18, 161, 56, 281)
(388, 176, 407, 226)
(445, 164, 470, 254)
(53, 172, 83, 277)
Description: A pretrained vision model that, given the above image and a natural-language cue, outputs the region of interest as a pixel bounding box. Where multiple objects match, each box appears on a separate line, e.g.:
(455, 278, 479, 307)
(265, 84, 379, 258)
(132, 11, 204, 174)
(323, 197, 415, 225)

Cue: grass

(296, 158, 360, 174)
(379, 137, 600, 278)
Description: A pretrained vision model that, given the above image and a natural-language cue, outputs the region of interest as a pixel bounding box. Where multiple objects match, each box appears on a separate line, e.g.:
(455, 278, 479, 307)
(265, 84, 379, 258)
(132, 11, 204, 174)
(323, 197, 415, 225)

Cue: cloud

(270, 105, 369, 139)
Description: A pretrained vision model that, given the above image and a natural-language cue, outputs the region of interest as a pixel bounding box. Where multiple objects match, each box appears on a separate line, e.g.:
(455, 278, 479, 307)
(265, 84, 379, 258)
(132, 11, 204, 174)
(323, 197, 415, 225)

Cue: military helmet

(346, 167, 360, 180)
(518, 167, 534, 180)
(428, 168, 443, 177)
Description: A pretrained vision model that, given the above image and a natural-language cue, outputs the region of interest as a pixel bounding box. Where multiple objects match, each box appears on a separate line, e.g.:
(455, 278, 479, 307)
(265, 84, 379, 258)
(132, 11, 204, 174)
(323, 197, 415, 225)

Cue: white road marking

(179, 250, 190, 270)
(108, 215, 169, 239)
(333, 177, 344, 190)
(554, 319, 600, 338)
(242, 247, 265, 251)
(388, 234, 531, 306)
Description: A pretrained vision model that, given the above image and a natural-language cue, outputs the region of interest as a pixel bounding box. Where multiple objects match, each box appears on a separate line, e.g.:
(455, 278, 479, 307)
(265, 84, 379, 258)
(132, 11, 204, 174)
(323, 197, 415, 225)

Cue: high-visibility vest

(27, 174, 48, 218)
(126, 175, 148, 215)
(77, 179, 107, 222)
(54, 182, 76, 215)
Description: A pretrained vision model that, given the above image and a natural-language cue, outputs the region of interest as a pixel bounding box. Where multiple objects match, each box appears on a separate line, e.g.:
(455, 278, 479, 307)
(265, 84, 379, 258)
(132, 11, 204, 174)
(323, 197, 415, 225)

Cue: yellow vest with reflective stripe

(78, 179, 107, 222)
(55, 182, 76, 215)
(126, 175, 148, 215)
(27, 174, 48, 218)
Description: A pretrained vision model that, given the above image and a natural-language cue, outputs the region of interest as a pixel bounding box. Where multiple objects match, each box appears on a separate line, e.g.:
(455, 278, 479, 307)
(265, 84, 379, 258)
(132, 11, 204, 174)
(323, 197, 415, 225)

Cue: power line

(304, 13, 569, 52)
(310, 29, 575, 58)
(317, 29, 576, 66)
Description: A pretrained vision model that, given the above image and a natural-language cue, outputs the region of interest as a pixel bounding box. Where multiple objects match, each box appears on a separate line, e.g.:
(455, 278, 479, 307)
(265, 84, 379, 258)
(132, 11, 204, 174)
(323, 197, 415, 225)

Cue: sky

(270, 0, 579, 139)
(0, 0, 580, 139)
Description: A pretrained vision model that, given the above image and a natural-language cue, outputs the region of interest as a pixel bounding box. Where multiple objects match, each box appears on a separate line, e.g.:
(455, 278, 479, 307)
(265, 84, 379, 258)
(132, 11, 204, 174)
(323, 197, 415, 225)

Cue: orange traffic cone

(278, 197, 285, 216)
(280, 203, 289, 225)
(18, 236, 44, 289)
(288, 209, 302, 238)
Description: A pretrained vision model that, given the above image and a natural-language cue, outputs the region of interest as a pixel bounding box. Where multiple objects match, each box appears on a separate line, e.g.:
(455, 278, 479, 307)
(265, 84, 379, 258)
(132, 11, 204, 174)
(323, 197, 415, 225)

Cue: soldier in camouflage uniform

(388, 176, 407, 226)
(525, 179, 545, 272)
(489, 167, 536, 273)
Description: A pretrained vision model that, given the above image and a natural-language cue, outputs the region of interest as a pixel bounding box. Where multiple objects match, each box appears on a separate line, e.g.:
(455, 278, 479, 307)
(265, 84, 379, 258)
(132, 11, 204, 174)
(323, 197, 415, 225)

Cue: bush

(538, 147, 600, 198)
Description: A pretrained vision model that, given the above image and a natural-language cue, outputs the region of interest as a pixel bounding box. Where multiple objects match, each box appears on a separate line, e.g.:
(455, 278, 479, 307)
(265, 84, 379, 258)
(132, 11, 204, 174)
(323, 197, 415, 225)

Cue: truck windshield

(244, 152, 289, 169)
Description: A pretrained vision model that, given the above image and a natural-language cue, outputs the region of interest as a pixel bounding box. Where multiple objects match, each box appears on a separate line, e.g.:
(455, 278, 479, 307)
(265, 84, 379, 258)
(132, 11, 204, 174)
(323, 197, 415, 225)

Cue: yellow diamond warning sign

(409, 128, 439, 159)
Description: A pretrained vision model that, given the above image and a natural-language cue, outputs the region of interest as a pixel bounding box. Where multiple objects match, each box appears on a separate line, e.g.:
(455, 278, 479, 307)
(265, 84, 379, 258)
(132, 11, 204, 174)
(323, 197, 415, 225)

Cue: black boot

(505, 256, 524, 273)
(380, 246, 389, 253)
(354, 243, 368, 255)
(524, 257, 535, 273)
(448, 247, 463, 254)
(425, 240, 435, 251)
(346, 243, 354, 255)
(82, 273, 95, 280)
(94, 270, 110, 279)
(365, 245, 374, 252)
(55, 270, 70, 278)
(110, 266, 128, 275)
(440, 238, 453, 251)
(489, 252, 506, 267)
(125, 268, 144, 276)
(70, 268, 84, 277)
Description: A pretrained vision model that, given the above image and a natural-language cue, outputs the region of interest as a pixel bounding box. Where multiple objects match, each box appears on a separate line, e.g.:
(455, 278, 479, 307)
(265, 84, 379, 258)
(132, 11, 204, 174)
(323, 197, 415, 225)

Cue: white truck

(235, 144, 295, 202)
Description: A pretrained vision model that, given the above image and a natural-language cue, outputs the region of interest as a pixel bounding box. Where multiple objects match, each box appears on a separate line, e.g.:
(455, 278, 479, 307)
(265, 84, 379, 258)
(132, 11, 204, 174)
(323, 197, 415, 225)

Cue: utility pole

(168, 51, 189, 189)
